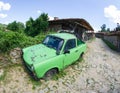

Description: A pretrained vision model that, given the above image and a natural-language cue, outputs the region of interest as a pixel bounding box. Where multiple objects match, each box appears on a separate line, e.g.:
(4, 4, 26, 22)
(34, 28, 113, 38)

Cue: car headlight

(31, 64, 34, 71)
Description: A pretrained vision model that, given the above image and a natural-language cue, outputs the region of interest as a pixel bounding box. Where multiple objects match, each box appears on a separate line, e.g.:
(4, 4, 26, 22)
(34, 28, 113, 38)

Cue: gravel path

(0, 38, 120, 93)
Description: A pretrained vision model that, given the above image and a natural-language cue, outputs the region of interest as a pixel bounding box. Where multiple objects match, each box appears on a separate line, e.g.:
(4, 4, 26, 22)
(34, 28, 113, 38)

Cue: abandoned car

(22, 31, 86, 80)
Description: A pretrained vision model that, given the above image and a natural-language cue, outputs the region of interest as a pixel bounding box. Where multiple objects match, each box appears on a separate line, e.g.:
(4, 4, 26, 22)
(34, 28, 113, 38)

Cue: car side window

(64, 39, 76, 51)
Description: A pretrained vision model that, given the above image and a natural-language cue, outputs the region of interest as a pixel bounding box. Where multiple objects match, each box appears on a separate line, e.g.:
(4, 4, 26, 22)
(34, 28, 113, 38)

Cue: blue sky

(0, 0, 120, 31)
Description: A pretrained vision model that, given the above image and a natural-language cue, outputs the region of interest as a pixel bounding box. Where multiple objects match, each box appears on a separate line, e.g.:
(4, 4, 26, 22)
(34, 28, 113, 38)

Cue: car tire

(33, 76, 39, 81)
(78, 52, 84, 61)
(44, 69, 58, 80)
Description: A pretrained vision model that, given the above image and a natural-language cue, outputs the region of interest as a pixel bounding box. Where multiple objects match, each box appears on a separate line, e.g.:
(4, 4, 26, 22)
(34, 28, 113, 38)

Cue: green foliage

(24, 17, 34, 36)
(52, 71, 66, 80)
(0, 31, 34, 52)
(106, 28, 110, 32)
(25, 13, 49, 37)
(101, 24, 106, 32)
(0, 23, 7, 31)
(7, 21, 25, 33)
(0, 30, 55, 52)
(116, 23, 120, 31)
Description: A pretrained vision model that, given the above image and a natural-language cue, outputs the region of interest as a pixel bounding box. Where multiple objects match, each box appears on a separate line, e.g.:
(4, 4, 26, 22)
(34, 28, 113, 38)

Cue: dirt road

(0, 38, 120, 93)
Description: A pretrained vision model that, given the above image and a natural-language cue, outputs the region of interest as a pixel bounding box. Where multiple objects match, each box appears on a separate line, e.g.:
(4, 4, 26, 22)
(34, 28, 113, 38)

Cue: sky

(0, 0, 120, 31)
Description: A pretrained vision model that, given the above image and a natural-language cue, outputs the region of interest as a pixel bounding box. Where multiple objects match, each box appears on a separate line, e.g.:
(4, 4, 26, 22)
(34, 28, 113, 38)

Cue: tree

(101, 24, 106, 32)
(17, 22, 25, 32)
(7, 21, 25, 32)
(107, 28, 110, 32)
(25, 13, 49, 37)
(116, 23, 120, 31)
(24, 17, 34, 36)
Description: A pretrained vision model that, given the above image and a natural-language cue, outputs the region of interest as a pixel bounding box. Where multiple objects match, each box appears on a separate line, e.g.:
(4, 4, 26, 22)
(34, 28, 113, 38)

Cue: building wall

(48, 25, 62, 31)
(48, 23, 94, 41)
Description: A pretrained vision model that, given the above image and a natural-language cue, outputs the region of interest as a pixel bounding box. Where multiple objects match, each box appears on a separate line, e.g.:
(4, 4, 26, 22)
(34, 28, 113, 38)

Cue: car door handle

(75, 50, 78, 52)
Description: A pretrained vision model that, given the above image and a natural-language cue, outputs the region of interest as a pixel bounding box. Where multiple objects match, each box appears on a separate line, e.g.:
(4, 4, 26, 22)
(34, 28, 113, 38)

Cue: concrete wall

(96, 33, 120, 52)
(116, 36, 120, 51)
(103, 35, 120, 51)
(104, 36, 118, 47)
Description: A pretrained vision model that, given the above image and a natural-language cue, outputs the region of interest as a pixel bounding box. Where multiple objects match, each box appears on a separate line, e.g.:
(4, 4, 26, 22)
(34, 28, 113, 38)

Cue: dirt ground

(0, 38, 120, 93)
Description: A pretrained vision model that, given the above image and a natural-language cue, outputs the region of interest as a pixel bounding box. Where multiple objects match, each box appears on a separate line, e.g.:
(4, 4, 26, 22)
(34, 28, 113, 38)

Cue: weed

(0, 69, 7, 81)
(52, 71, 66, 80)
(32, 85, 36, 90)
(0, 64, 23, 82)
(28, 77, 41, 87)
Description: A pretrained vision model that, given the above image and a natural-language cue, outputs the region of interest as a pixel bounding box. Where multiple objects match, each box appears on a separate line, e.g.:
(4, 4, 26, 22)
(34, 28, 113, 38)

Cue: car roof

(50, 33, 76, 40)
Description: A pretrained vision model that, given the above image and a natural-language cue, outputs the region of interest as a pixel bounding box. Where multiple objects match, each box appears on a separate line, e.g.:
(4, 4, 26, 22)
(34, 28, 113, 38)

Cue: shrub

(0, 30, 55, 52)
(0, 31, 35, 52)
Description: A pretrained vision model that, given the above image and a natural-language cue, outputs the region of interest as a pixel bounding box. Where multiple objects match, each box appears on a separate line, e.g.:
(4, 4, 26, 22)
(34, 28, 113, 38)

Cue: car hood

(23, 44, 56, 65)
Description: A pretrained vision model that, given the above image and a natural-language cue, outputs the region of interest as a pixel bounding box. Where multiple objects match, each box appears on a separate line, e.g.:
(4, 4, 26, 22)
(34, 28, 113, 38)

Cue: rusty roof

(49, 18, 94, 31)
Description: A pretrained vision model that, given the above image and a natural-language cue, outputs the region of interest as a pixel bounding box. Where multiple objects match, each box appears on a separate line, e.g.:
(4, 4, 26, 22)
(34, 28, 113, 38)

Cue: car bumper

(22, 55, 39, 80)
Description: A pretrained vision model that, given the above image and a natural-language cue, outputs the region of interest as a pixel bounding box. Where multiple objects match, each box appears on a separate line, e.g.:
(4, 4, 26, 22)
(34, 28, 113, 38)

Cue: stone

(9, 47, 22, 64)
(86, 78, 95, 86)
(91, 64, 97, 68)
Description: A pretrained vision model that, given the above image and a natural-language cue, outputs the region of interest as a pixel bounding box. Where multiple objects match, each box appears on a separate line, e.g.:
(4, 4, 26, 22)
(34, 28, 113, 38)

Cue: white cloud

(0, 1, 11, 11)
(104, 5, 120, 24)
(0, 1, 11, 19)
(37, 10, 42, 14)
(0, 13, 7, 18)
(48, 16, 54, 20)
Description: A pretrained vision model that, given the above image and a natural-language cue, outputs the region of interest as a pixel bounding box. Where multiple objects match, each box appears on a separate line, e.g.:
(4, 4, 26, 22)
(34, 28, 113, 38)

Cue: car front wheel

(78, 52, 84, 61)
(44, 69, 58, 80)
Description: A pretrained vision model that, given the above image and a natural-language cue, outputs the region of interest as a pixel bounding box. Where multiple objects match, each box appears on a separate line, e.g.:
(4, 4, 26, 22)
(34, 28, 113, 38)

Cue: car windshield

(42, 35, 64, 51)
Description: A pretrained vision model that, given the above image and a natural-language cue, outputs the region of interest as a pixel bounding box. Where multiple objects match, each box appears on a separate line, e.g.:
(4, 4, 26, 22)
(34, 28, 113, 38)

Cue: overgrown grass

(102, 39, 118, 51)
(0, 30, 55, 81)
(0, 30, 55, 52)
(0, 69, 6, 81)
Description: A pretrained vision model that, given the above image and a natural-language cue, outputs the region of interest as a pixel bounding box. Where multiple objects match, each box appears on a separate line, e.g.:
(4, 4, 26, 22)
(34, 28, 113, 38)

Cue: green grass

(103, 39, 117, 51)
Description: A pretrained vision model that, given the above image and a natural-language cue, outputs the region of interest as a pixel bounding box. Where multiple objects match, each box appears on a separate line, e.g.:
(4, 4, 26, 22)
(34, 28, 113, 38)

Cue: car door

(63, 39, 78, 67)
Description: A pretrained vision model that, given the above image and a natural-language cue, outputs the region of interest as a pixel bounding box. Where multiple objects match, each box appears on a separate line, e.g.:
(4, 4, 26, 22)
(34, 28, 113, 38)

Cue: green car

(22, 32, 86, 80)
